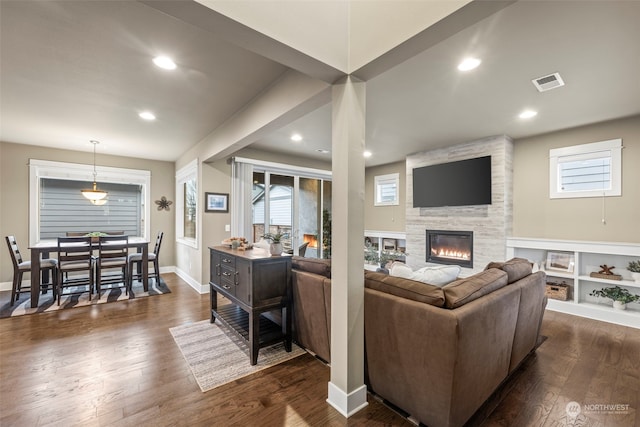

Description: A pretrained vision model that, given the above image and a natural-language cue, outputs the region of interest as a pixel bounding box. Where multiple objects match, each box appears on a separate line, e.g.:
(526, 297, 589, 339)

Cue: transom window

(549, 139, 622, 199)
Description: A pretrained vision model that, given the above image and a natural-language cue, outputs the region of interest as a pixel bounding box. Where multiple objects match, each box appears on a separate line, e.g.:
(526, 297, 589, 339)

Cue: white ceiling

(1, 1, 639, 166)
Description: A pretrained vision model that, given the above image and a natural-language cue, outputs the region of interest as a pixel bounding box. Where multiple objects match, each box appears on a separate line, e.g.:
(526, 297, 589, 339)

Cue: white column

(327, 76, 368, 417)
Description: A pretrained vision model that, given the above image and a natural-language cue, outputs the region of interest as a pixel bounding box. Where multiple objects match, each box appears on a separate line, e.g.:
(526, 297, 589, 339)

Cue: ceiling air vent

(532, 72, 565, 92)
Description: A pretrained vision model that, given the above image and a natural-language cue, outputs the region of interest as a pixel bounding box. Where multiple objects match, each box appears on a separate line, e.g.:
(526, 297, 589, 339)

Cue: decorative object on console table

(627, 260, 640, 284)
(589, 285, 640, 310)
(589, 264, 622, 281)
(545, 281, 569, 301)
(262, 232, 289, 256)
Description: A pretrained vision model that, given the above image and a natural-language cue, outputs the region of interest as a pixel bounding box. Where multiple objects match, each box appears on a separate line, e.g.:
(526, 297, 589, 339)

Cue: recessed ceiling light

(316, 149, 330, 154)
(291, 134, 303, 142)
(363, 150, 372, 158)
(139, 111, 156, 121)
(153, 56, 176, 70)
(519, 110, 538, 119)
(458, 57, 481, 71)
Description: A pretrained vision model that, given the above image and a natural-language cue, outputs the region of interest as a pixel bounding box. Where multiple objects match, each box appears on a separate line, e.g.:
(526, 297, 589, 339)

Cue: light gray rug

(170, 319, 306, 392)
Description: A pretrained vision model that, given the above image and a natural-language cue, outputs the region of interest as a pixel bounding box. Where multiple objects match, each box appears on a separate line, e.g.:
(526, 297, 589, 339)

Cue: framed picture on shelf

(383, 238, 397, 250)
(205, 192, 229, 213)
(545, 251, 575, 273)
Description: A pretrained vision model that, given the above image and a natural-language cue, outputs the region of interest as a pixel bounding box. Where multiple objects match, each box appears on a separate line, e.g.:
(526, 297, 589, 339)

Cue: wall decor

(205, 192, 229, 213)
(155, 196, 173, 211)
(545, 251, 575, 273)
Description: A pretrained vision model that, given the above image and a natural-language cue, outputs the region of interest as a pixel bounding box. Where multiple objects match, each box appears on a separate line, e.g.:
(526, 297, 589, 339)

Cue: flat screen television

(412, 156, 492, 208)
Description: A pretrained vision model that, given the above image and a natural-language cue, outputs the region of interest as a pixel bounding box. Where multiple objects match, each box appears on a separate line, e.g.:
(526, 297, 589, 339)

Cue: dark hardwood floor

(0, 274, 637, 426)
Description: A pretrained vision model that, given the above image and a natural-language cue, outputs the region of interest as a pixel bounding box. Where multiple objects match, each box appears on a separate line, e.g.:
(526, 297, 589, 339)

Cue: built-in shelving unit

(364, 230, 407, 271)
(507, 237, 640, 329)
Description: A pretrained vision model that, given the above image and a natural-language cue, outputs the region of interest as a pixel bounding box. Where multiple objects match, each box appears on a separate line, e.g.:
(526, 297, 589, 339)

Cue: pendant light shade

(81, 140, 108, 202)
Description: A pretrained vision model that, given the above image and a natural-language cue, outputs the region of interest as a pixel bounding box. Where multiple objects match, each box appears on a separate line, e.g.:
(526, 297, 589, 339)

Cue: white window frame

(549, 139, 622, 199)
(176, 159, 198, 248)
(28, 159, 151, 245)
(374, 173, 400, 206)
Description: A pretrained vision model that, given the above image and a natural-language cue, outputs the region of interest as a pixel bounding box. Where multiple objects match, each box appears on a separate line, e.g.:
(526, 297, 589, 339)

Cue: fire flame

(431, 247, 470, 260)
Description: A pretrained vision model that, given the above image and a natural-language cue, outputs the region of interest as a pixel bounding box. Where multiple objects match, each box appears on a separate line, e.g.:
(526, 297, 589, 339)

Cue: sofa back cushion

(292, 256, 331, 278)
(485, 257, 532, 284)
(442, 268, 508, 308)
(364, 271, 445, 307)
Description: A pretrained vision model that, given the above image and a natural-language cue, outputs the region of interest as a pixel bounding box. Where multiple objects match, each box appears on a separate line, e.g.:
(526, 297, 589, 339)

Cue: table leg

(30, 248, 41, 308)
(142, 244, 149, 292)
(249, 311, 260, 365)
(284, 304, 292, 352)
(210, 286, 217, 323)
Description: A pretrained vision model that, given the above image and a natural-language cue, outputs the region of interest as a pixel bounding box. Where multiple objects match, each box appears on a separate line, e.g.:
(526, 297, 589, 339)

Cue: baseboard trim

(327, 382, 368, 418)
(174, 267, 208, 294)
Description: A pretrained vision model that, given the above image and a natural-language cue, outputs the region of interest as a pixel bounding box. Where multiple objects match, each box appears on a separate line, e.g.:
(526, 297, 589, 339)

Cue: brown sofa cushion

(292, 256, 331, 278)
(364, 271, 445, 307)
(485, 257, 532, 284)
(442, 268, 508, 308)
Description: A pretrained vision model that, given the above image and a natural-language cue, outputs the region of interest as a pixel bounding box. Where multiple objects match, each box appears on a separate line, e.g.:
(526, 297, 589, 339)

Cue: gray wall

(0, 141, 176, 284)
(364, 161, 406, 232)
(513, 115, 640, 243)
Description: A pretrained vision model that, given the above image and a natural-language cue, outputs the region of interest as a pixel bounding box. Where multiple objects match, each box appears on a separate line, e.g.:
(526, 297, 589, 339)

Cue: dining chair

(5, 235, 58, 306)
(128, 231, 163, 289)
(96, 235, 129, 298)
(56, 236, 95, 305)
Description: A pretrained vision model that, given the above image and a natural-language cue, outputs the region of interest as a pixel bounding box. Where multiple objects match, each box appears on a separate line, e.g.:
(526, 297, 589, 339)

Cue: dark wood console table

(209, 246, 292, 365)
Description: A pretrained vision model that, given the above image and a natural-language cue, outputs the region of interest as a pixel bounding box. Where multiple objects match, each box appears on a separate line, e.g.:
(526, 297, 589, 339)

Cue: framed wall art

(205, 192, 229, 213)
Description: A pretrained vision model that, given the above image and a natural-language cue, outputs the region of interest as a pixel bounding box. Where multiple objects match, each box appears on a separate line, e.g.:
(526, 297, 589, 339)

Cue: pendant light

(81, 140, 108, 203)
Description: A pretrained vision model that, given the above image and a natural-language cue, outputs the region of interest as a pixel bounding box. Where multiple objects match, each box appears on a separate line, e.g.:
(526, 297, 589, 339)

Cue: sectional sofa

(291, 256, 547, 427)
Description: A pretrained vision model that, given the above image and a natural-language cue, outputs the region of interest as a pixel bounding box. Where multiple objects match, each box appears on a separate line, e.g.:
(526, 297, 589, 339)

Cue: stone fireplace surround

(406, 135, 513, 274)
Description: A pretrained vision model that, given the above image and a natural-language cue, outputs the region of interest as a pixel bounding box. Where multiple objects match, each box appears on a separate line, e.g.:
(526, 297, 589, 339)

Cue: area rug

(170, 319, 306, 392)
(0, 277, 170, 319)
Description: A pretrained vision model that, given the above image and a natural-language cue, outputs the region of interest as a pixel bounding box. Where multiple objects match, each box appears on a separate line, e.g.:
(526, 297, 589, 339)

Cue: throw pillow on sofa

(390, 262, 460, 287)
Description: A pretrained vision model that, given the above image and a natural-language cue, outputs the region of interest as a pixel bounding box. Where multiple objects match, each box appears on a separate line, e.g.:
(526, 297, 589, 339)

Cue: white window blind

(375, 173, 399, 206)
(550, 139, 622, 199)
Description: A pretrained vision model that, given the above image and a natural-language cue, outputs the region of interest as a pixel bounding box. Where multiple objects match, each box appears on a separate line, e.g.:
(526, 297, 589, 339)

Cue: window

(550, 139, 622, 199)
(374, 173, 399, 206)
(29, 159, 150, 245)
(176, 159, 198, 248)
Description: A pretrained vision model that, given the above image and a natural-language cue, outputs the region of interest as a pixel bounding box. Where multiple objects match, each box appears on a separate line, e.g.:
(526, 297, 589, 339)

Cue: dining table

(28, 236, 150, 308)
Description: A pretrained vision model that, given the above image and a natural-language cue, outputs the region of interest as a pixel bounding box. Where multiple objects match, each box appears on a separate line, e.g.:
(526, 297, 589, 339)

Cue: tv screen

(412, 156, 492, 208)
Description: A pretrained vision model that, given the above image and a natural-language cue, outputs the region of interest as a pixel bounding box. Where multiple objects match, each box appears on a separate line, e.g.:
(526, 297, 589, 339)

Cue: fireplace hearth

(426, 230, 473, 268)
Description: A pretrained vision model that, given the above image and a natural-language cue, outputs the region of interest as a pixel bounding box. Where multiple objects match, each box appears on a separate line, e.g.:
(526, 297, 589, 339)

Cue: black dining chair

(56, 236, 95, 305)
(95, 235, 129, 299)
(128, 231, 163, 289)
(5, 235, 58, 306)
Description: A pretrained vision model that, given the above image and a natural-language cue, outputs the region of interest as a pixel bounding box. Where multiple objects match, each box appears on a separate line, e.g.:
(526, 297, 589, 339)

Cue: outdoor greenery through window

(176, 159, 198, 248)
(183, 180, 197, 239)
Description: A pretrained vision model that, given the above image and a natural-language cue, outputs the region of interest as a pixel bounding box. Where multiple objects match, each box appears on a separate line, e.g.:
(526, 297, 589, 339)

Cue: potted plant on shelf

(364, 242, 406, 273)
(589, 285, 640, 310)
(262, 232, 289, 256)
(627, 260, 640, 284)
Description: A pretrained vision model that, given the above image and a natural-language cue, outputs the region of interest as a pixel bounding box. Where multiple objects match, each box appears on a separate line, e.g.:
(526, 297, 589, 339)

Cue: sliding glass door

(252, 171, 331, 258)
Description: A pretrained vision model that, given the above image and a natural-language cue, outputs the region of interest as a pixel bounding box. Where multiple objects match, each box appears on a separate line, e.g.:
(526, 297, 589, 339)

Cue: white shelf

(507, 237, 640, 329)
(364, 230, 407, 268)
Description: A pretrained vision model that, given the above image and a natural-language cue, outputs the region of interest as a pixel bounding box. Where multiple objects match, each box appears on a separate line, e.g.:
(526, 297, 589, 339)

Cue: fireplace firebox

(426, 230, 473, 268)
